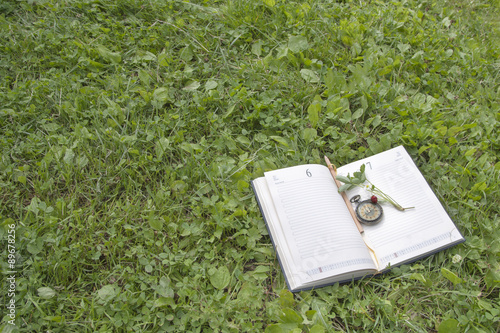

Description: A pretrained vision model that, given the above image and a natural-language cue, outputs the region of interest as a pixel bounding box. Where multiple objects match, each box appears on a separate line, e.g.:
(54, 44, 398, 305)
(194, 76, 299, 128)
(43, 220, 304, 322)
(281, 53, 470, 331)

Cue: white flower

(452, 254, 462, 264)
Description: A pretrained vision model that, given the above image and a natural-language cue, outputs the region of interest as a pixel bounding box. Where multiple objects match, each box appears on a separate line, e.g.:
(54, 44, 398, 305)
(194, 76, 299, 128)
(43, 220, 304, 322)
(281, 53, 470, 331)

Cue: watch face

(356, 200, 383, 225)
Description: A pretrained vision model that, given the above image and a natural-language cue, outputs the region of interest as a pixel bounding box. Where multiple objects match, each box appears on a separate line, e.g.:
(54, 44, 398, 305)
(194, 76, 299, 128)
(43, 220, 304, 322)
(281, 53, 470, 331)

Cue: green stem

(352, 182, 414, 211)
(371, 186, 414, 211)
(337, 165, 414, 211)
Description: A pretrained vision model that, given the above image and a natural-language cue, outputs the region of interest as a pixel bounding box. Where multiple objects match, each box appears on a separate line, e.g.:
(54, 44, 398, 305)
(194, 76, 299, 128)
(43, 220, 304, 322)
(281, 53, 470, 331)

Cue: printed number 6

(306, 169, 312, 177)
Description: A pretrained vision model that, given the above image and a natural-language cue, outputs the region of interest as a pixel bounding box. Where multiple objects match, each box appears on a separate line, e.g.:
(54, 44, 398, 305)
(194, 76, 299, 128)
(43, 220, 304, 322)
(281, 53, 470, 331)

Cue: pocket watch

(350, 195, 383, 225)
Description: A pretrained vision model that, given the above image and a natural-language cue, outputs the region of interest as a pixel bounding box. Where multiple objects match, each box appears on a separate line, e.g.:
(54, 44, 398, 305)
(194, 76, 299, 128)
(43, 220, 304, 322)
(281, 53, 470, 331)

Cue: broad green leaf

(377, 66, 392, 76)
(350, 177, 363, 184)
(149, 216, 163, 231)
(302, 128, 317, 143)
(138, 70, 151, 86)
(205, 80, 218, 90)
(157, 276, 174, 298)
(237, 180, 249, 191)
(27, 197, 41, 215)
(27, 238, 43, 255)
(63, 148, 75, 165)
(397, 43, 411, 53)
(154, 297, 175, 308)
(37, 287, 56, 299)
(252, 40, 263, 56)
(410, 273, 429, 286)
(37, 201, 53, 214)
(438, 318, 459, 333)
(209, 266, 231, 290)
(335, 175, 351, 183)
(223, 104, 236, 118)
(352, 108, 364, 120)
(276, 46, 288, 59)
(442, 17, 451, 28)
(359, 172, 366, 183)
(280, 308, 303, 324)
(307, 102, 321, 128)
(464, 148, 476, 157)
(265, 325, 283, 333)
(135, 50, 156, 62)
(180, 143, 202, 154)
(325, 69, 347, 94)
(300, 69, 320, 83)
(236, 135, 251, 145)
(477, 299, 494, 311)
(270, 136, 289, 147)
(371, 115, 382, 128)
(120, 135, 137, 143)
(447, 126, 463, 137)
(237, 283, 261, 309)
(484, 268, 500, 288)
(251, 265, 270, 280)
(305, 310, 317, 321)
(418, 145, 431, 154)
(96, 284, 118, 302)
(155, 137, 170, 159)
(278, 290, 295, 308)
(139, 90, 151, 103)
(87, 59, 105, 70)
(262, 0, 275, 7)
(172, 180, 187, 193)
(338, 184, 354, 192)
(183, 80, 200, 91)
(441, 268, 463, 285)
(76, 156, 89, 169)
(158, 52, 170, 66)
(153, 87, 170, 102)
(253, 266, 270, 273)
(255, 247, 274, 257)
(42, 122, 60, 132)
(288, 36, 309, 53)
(17, 175, 26, 185)
(310, 325, 325, 333)
(96, 44, 121, 64)
(180, 46, 194, 62)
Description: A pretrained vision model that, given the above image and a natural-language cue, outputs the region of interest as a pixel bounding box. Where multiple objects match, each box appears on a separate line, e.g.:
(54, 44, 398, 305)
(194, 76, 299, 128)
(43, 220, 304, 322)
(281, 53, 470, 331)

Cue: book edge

(251, 178, 294, 291)
(291, 238, 465, 293)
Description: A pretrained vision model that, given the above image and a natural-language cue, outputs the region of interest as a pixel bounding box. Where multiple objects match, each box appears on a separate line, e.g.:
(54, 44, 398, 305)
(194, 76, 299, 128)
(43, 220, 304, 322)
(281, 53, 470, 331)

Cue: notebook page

(264, 164, 377, 285)
(337, 146, 464, 269)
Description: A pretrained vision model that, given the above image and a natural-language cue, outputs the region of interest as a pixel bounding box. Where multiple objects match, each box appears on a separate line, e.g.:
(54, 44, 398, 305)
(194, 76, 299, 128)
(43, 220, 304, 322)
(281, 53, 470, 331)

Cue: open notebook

(251, 146, 465, 292)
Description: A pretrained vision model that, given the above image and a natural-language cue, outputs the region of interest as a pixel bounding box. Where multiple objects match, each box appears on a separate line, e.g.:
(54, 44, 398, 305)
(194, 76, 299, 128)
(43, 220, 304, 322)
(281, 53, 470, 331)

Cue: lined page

(264, 164, 376, 284)
(337, 146, 464, 269)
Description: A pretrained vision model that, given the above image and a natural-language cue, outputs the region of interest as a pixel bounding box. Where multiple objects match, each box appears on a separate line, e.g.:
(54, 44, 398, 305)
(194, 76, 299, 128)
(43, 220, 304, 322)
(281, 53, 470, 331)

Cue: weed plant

(0, 0, 499, 332)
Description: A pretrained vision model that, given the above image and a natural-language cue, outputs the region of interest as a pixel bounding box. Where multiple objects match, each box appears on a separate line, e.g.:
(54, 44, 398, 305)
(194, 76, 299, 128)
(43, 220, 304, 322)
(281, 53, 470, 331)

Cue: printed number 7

(366, 162, 372, 170)
(306, 169, 312, 177)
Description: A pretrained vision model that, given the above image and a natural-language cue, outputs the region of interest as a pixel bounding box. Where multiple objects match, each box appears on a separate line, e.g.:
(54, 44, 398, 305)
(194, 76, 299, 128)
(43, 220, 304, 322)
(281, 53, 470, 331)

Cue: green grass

(0, 0, 499, 332)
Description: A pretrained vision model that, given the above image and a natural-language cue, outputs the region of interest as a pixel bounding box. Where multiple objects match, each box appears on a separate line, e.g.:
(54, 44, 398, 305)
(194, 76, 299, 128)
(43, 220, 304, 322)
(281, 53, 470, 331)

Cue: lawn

(0, 0, 499, 332)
